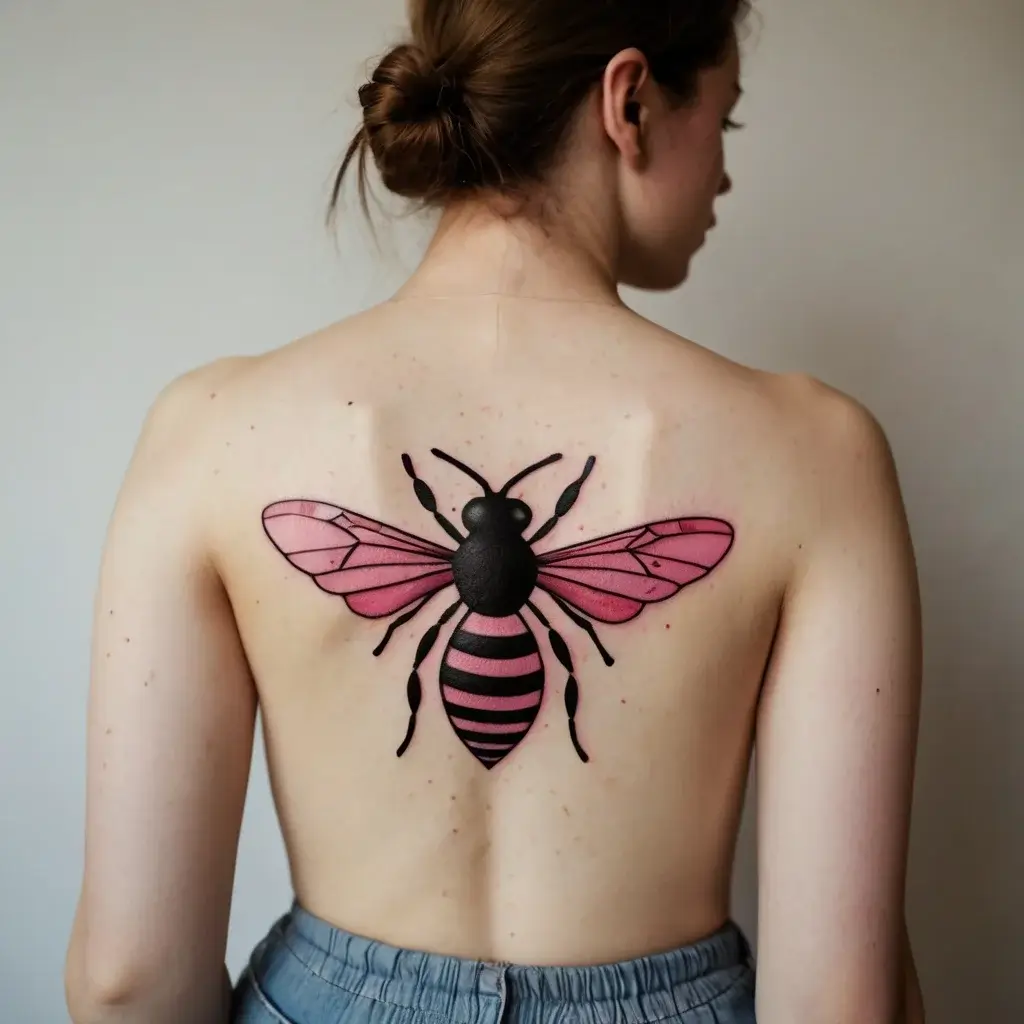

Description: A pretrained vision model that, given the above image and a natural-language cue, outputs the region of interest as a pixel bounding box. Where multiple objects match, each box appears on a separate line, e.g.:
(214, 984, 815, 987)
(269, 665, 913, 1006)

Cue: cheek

(687, 122, 725, 188)
(649, 126, 720, 219)
(709, 135, 726, 185)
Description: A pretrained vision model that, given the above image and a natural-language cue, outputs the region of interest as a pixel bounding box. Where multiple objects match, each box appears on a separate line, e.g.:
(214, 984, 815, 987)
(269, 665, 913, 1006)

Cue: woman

(65, 1, 926, 1022)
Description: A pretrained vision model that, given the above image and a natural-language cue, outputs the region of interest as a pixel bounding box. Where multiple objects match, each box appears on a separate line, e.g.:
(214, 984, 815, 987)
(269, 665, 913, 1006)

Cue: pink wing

(262, 499, 455, 619)
(536, 518, 734, 624)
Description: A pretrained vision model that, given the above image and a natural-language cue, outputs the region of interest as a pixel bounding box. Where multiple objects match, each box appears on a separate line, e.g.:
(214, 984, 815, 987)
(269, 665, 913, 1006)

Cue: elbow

(64, 908, 231, 1024)
(64, 903, 137, 1023)
(758, 978, 910, 1024)
(65, 944, 230, 1024)
(776, 990, 921, 1024)
(902, 953, 927, 1024)
(65, 932, 185, 1024)
(66, 975, 133, 1023)
(766, 1004, 906, 1024)
(65, 943, 151, 1024)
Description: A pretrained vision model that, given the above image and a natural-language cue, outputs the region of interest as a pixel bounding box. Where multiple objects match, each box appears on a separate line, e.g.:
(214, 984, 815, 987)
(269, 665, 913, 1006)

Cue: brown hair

(329, 0, 748, 221)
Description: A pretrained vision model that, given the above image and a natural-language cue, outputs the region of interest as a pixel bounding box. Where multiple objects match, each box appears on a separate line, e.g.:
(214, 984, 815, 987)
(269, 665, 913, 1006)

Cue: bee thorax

(451, 534, 538, 615)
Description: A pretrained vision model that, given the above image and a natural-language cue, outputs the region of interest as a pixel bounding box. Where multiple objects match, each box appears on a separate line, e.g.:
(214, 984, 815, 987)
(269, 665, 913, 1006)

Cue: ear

(601, 48, 651, 169)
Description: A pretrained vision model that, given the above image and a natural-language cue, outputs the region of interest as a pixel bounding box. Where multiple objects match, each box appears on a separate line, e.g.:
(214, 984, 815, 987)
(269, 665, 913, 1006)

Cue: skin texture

(66, 38, 924, 1024)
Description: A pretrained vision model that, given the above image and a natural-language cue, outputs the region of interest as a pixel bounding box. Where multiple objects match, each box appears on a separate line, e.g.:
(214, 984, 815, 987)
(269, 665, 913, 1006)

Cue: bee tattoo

(263, 450, 734, 769)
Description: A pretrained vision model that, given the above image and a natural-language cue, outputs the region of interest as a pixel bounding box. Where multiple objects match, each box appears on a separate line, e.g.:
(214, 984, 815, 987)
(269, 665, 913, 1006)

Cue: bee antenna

(431, 449, 493, 494)
(500, 454, 564, 496)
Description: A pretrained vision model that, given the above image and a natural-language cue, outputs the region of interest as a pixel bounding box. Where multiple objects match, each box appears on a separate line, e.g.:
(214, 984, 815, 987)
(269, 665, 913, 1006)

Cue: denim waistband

(269, 901, 752, 1017)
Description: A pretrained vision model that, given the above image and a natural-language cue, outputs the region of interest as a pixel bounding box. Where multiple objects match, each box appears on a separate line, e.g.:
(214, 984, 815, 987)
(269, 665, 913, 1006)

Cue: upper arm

(67, 366, 257, 1011)
(755, 389, 922, 1022)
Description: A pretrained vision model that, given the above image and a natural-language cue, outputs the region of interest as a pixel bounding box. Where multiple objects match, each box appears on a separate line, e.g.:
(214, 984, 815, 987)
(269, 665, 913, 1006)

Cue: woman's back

(65, 1, 925, 1020)
(207, 287, 806, 963)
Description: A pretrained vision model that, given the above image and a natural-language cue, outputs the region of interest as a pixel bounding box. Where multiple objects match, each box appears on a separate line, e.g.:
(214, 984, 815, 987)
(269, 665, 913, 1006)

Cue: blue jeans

(232, 903, 756, 1024)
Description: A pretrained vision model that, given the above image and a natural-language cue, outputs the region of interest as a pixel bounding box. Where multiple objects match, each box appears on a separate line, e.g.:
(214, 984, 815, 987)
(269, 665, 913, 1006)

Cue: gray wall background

(1, 1, 1021, 1019)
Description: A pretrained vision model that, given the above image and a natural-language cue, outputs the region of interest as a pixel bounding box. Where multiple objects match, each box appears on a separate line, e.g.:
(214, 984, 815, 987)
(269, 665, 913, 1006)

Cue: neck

(394, 198, 624, 307)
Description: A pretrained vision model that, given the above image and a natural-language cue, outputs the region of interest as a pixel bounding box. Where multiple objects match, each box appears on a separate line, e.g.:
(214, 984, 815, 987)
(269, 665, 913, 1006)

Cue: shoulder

(767, 373, 908, 555)
(743, 368, 903, 534)
(624, 315, 897, 483)
(774, 372, 898, 483)
(630, 311, 895, 464)
(123, 356, 258, 492)
(145, 357, 257, 434)
(100, 357, 262, 570)
(132, 310, 376, 466)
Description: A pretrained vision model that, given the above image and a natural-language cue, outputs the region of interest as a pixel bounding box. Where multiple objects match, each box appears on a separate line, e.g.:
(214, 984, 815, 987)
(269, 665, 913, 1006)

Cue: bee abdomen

(441, 612, 544, 769)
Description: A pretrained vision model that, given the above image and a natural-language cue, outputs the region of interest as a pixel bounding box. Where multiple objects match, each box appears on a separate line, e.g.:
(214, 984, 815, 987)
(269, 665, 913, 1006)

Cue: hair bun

(368, 44, 459, 123)
(357, 43, 474, 202)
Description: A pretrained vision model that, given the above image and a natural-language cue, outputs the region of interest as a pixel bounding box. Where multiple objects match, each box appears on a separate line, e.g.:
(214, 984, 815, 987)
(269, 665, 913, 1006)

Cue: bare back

(67, 4, 924, 1014)
(71, 280, 921, 1024)
(208, 297, 797, 964)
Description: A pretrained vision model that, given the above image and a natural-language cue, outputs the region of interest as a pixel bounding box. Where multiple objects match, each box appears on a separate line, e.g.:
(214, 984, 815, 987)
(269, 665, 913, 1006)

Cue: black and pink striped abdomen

(440, 612, 544, 769)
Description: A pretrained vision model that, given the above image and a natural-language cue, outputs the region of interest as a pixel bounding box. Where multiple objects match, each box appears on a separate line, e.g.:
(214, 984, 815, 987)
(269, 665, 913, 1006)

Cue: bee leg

(545, 593, 614, 667)
(563, 677, 589, 765)
(374, 594, 434, 657)
(526, 456, 597, 546)
(526, 601, 590, 763)
(396, 673, 421, 759)
(396, 598, 462, 757)
(401, 453, 465, 544)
